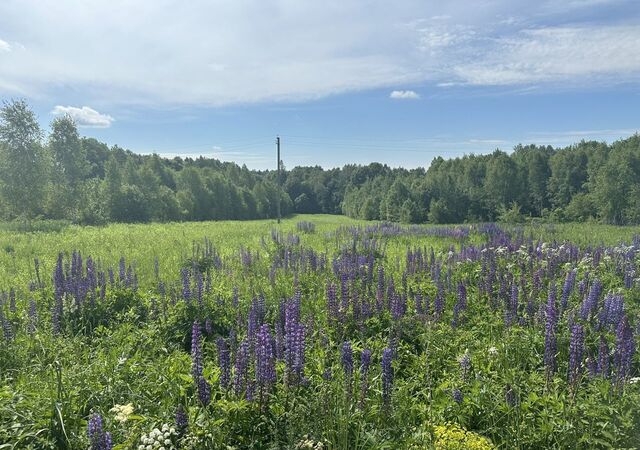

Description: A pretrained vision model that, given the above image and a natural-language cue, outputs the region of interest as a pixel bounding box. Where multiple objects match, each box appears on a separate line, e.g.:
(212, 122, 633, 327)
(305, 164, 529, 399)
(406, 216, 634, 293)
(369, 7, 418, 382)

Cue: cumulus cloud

(52, 106, 114, 128)
(0, 39, 10, 52)
(390, 90, 420, 99)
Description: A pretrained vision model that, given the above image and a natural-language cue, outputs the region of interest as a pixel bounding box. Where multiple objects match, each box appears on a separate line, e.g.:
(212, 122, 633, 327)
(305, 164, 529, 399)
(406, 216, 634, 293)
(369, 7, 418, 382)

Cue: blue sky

(0, 0, 639, 169)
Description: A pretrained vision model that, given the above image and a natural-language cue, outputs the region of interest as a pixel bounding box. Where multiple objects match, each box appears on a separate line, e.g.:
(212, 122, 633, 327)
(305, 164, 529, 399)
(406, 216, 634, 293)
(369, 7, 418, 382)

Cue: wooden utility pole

(276, 136, 281, 224)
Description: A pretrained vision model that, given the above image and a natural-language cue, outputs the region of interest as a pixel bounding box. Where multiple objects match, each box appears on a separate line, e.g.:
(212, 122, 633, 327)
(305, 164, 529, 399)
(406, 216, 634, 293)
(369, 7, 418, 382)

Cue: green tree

(0, 100, 49, 219)
(484, 150, 521, 215)
(49, 115, 90, 220)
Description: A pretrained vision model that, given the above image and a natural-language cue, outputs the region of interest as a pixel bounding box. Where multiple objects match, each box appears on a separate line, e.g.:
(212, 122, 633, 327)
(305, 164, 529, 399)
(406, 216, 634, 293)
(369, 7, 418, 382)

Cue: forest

(1, 99, 639, 225)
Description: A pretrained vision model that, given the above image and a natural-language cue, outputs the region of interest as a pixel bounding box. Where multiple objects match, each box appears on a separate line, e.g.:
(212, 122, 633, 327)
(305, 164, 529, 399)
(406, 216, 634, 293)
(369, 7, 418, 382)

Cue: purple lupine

(580, 279, 602, 320)
(0, 308, 12, 341)
(459, 352, 471, 379)
(191, 321, 204, 380)
(197, 375, 211, 406)
(624, 268, 634, 289)
(175, 404, 188, 434)
(341, 341, 354, 394)
(381, 347, 393, 408)
(54, 253, 65, 301)
(204, 318, 213, 335)
(256, 324, 276, 389)
(614, 316, 635, 385)
(452, 388, 463, 404)
(599, 293, 624, 331)
(327, 283, 339, 320)
(234, 340, 250, 396)
(390, 292, 405, 321)
(568, 324, 584, 386)
(505, 284, 518, 327)
(191, 321, 210, 406)
(216, 337, 231, 389)
(414, 291, 423, 315)
(544, 283, 558, 377)
(597, 335, 609, 378)
(247, 301, 260, 344)
(195, 271, 204, 308)
(88, 413, 112, 450)
(284, 297, 305, 385)
(52, 290, 63, 335)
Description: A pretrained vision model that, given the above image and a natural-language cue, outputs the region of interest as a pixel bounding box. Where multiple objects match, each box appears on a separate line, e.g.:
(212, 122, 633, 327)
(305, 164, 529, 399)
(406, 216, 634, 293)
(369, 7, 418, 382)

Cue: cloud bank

(0, 1, 638, 106)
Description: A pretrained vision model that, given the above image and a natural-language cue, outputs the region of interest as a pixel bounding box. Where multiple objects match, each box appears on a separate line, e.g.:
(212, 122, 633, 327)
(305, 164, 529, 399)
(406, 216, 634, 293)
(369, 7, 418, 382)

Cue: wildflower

(216, 337, 231, 389)
(452, 388, 463, 404)
(614, 316, 635, 385)
(359, 349, 372, 408)
(191, 321, 210, 406)
(234, 340, 250, 396)
(568, 324, 584, 386)
(544, 283, 558, 377)
(175, 404, 188, 434)
(256, 324, 276, 389)
(88, 413, 112, 450)
(109, 403, 134, 423)
(458, 350, 471, 378)
(341, 341, 353, 379)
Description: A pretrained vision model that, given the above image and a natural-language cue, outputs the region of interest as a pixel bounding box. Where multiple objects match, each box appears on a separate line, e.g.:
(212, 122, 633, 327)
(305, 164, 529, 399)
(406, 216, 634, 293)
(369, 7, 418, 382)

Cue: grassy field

(0, 215, 637, 290)
(0, 216, 638, 449)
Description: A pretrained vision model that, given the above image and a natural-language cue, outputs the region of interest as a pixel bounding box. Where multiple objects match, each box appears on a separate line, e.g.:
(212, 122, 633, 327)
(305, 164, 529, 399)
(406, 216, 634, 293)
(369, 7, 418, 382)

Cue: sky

(0, 0, 639, 169)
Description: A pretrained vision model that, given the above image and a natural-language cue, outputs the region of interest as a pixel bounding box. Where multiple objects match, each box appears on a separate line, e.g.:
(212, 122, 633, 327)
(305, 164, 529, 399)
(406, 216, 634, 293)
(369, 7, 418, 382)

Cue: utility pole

(276, 135, 281, 224)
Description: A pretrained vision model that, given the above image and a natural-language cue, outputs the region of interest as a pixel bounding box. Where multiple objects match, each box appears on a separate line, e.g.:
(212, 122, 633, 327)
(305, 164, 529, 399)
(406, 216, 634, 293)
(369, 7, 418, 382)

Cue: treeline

(0, 100, 292, 224)
(1, 99, 639, 225)
(338, 137, 640, 225)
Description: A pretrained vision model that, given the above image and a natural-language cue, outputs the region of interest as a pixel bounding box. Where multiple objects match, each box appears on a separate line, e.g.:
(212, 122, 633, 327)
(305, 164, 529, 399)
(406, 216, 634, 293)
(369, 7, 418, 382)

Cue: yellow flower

(110, 403, 134, 423)
(434, 423, 495, 450)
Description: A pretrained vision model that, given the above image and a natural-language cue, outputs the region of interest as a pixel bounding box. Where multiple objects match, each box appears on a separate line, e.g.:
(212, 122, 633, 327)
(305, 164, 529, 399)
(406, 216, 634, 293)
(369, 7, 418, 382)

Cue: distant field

(0, 216, 637, 289)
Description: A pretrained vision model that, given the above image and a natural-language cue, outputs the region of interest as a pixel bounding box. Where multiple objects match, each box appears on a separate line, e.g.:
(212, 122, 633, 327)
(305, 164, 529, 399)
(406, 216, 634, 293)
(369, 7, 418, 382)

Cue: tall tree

(0, 100, 48, 219)
(49, 115, 90, 219)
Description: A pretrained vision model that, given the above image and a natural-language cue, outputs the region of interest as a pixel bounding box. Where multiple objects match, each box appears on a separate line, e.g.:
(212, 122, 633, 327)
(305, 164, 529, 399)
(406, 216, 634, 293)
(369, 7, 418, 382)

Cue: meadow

(0, 215, 638, 449)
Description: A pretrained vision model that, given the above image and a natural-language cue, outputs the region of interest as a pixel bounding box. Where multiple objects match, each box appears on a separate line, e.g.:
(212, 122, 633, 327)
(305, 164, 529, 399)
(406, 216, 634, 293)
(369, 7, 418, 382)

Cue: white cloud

(446, 25, 640, 86)
(0, 1, 638, 106)
(390, 90, 420, 99)
(51, 106, 114, 128)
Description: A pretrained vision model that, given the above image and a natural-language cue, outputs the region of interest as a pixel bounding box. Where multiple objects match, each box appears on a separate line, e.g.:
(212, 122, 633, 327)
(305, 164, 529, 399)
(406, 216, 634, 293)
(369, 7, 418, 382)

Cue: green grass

(0, 215, 637, 291)
(0, 215, 638, 449)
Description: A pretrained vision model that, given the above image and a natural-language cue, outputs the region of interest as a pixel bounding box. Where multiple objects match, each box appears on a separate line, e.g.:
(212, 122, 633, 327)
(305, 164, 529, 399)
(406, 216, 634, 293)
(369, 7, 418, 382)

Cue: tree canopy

(1, 99, 639, 225)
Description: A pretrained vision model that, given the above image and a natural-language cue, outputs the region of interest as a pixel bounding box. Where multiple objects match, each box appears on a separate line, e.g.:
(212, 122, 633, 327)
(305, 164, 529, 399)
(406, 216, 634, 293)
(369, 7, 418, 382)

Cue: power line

(276, 136, 281, 224)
